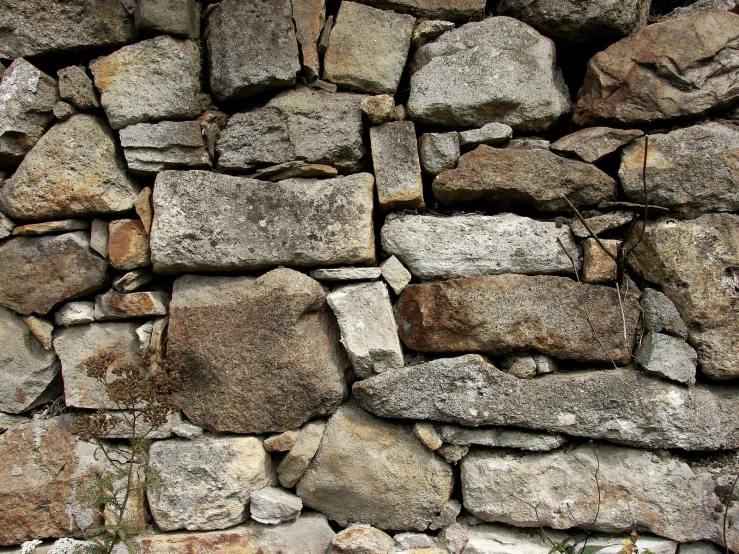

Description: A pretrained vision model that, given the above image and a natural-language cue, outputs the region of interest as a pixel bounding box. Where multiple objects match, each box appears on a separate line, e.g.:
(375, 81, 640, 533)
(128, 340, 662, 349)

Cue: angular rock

(0, 210, 14, 239)
(151, 171, 375, 273)
(419, 132, 460, 176)
(310, 267, 382, 281)
(640, 288, 688, 339)
(135, 0, 200, 39)
(206, 0, 300, 102)
(147, 436, 276, 531)
(323, 2, 415, 95)
(277, 420, 327, 488)
(619, 124, 739, 217)
(52, 101, 78, 121)
(0, 412, 29, 432)
(408, 17, 570, 131)
(90, 219, 109, 258)
(0, 306, 60, 414)
(570, 211, 633, 239)
(113, 269, 154, 294)
(119, 120, 210, 174)
(134, 188, 153, 234)
(666, 0, 737, 19)
(361, 94, 396, 125)
(250, 488, 302, 525)
(581, 238, 619, 283)
(332, 526, 399, 553)
(216, 88, 366, 173)
(108, 220, 150, 271)
(414, 422, 443, 451)
(264, 430, 299, 453)
(319, 15, 333, 55)
(172, 422, 203, 440)
(90, 36, 202, 130)
(395, 532, 437, 549)
(439, 425, 565, 451)
(552, 127, 643, 163)
(574, 11, 739, 126)
(292, 0, 326, 80)
(433, 146, 617, 211)
(461, 444, 739, 548)
(505, 137, 551, 150)
(637, 332, 698, 385)
(264, 163, 339, 181)
(370, 121, 425, 211)
(381, 213, 580, 279)
(0, 0, 134, 59)
(412, 19, 455, 47)
(22, 316, 54, 350)
(501, 352, 557, 378)
(458, 123, 513, 147)
(296, 403, 454, 531)
(54, 302, 95, 327)
(168, 270, 348, 434)
(94, 291, 170, 321)
(0, 232, 109, 316)
(57, 66, 100, 110)
(0, 115, 140, 220)
(327, 282, 404, 377)
(429, 499, 462, 530)
(354, 355, 739, 450)
(354, 0, 485, 20)
(380, 256, 412, 295)
(629, 214, 739, 380)
(12, 219, 88, 236)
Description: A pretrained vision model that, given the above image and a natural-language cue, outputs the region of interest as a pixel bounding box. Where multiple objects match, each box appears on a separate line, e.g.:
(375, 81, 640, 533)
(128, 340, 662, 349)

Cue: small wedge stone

(412, 19, 455, 47)
(636, 332, 698, 385)
(429, 499, 461, 530)
(57, 66, 100, 110)
(22, 316, 54, 350)
(640, 288, 688, 339)
(361, 94, 396, 125)
(249, 487, 303, 525)
(90, 219, 109, 258)
(108, 220, 150, 271)
(277, 420, 327, 488)
(113, 269, 154, 293)
(581, 238, 619, 283)
(458, 123, 513, 147)
(54, 301, 95, 327)
(12, 219, 88, 236)
(380, 255, 412, 295)
(264, 430, 299, 453)
(413, 422, 443, 451)
(418, 132, 460, 176)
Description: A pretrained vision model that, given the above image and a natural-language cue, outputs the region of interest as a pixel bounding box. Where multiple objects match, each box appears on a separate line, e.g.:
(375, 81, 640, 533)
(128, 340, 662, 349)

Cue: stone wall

(1, 0, 739, 553)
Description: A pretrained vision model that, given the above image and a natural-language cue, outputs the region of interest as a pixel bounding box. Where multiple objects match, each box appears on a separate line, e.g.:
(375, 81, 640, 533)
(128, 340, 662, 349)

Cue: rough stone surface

(0, 210, 14, 239)
(147, 436, 276, 531)
(380, 256, 412, 295)
(581, 238, 619, 283)
(361, 94, 396, 125)
(641, 288, 689, 339)
(113, 269, 154, 294)
(414, 422, 443, 451)
(501, 352, 556, 378)
(54, 302, 95, 327)
(292, 0, 326, 80)
(134, 188, 153, 234)
(311, 267, 382, 281)
(327, 282, 404, 377)
(0, 115, 140, 220)
(0, 59, 59, 166)
(439, 425, 565, 451)
(296, 403, 454, 531)
(250, 487, 302, 525)
(89, 219, 109, 258)
(264, 163, 339, 181)
(57, 66, 99, 110)
(408, 17, 570, 131)
(206, 0, 300, 102)
(108, 220, 150, 271)
(381, 213, 580, 280)
(119, 120, 210, 174)
(151, 171, 375, 273)
(395, 532, 437, 549)
(332, 526, 398, 553)
(216, 88, 366, 173)
(12, 220, 88, 236)
(354, 355, 739, 450)
(574, 11, 739, 126)
(0, 306, 60, 414)
(412, 19, 455, 46)
(52, 101, 77, 121)
(90, 36, 202, 130)
(0, 412, 29, 432)
(666, 0, 738, 19)
(135, 0, 200, 39)
(429, 500, 462, 530)
(277, 420, 327, 488)
(619, 124, 739, 217)
(264, 430, 299, 453)
(370, 122, 425, 211)
(355, 0, 486, 20)
(419, 132, 460, 175)
(168, 270, 348, 434)
(94, 291, 170, 321)
(323, 2, 415, 95)
(629, 214, 739, 380)
(433, 146, 617, 211)
(459, 123, 513, 147)
(570, 211, 633, 238)
(505, 137, 551, 150)
(637, 332, 698, 385)
(22, 316, 54, 351)
(551, 127, 643, 163)
(0, 232, 109, 316)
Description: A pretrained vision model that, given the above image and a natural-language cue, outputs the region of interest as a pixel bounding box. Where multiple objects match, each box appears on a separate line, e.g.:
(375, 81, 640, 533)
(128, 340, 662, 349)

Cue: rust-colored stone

(582, 239, 620, 284)
(108, 219, 151, 271)
(292, 0, 326, 81)
(94, 291, 170, 321)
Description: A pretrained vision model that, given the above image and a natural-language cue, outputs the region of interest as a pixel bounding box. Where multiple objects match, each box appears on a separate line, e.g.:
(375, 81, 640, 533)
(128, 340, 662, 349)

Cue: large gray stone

(296, 403, 454, 531)
(354, 0, 485, 19)
(151, 171, 375, 273)
(551, 127, 643, 163)
(370, 121, 425, 211)
(619, 124, 739, 218)
(147, 436, 276, 531)
(0, 115, 139, 220)
(381, 213, 580, 279)
(57, 66, 100, 111)
(216, 87, 366, 173)
(119, 120, 210, 174)
(408, 17, 570, 131)
(636, 332, 698, 385)
(354, 355, 739, 450)
(167, 270, 348, 434)
(90, 36, 202, 130)
(206, 0, 300, 102)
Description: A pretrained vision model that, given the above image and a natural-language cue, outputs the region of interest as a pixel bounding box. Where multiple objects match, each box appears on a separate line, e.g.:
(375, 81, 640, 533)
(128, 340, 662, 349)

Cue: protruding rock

(429, 499, 462, 530)
(94, 291, 170, 321)
(250, 488, 303, 525)
(22, 316, 54, 351)
(90, 219, 109, 258)
(665, 0, 738, 18)
(296, 403, 454, 531)
(54, 302, 96, 327)
(439, 425, 565, 451)
(277, 420, 327, 488)
(113, 270, 154, 293)
(458, 123, 513, 147)
(581, 238, 619, 283)
(370, 121, 425, 211)
(311, 267, 382, 281)
(292, 0, 326, 81)
(361, 94, 396, 125)
(12, 219, 88, 236)
(414, 422, 443, 451)
(501, 352, 557, 378)
(439, 444, 469, 464)
(135, 0, 200, 39)
(412, 19, 455, 46)
(380, 256, 412, 295)
(119, 120, 210, 174)
(419, 132, 460, 176)
(640, 288, 688, 339)
(53, 100, 78, 121)
(637, 332, 698, 385)
(108, 220, 150, 271)
(354, 0, 486, 20)
(551, 127, 643, 163)
(57, 66, 100, 110)
(332, 526, 399, 553)
(264, 430, 299, 453)
(570, 211, 633, 238)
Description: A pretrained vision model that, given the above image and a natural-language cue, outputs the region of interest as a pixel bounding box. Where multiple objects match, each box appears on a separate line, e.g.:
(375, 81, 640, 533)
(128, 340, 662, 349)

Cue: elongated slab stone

(395, 275, 638, 363)
(551, 127, 643, 163)
(381, 213, 580, 279)
(353, 355, 739, 449)
(151, 171, 375, 273)
(119, 120, 210, 174)
(355, 0, 485, 19)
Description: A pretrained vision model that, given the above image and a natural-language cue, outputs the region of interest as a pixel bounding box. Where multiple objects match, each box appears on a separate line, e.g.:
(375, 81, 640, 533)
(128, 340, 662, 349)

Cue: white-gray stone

(327, 281, 404, 378)
(504, 137, 551, 150)
(0, 211, 14, 240)
(412, 19, 455, 47)
(438, 425, 565, 451)
(361, 94, 396, 125)
(277, 420, 327, 488)
(172, 421, 204, 440)
(11, 219, 88, 237)
(381, 213, 580, 280)
(395, 532, 437, 550)
(678, 542, 724, 554)
(119, 120, 210, 174)
(459, 123, 513, 147)
(641, 288, 689, 339)
(263, 430, 299, 452)
(90, 219, 109, 258)
(429, 499, 461, 530)
(665, 0, 737, 19)
(570, 211, 633, 239)
(250, 487, 303, 525)
(52, 101, 77, 121)
(501, 352, 556, 378)
(551, 127, 643, 163)
(636, 332, 698, 385)
(54, 302, 95, 327)
(310, 267, 382, 281)
(371, 121, 425, 211)
(380, 255, 412, 295)
(57, 66, 100, 110)
(419, 132, 460, 176)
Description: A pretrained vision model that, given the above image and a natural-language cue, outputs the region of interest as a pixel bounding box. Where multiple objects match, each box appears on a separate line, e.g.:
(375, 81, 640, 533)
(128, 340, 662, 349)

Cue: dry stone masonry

(2, 1, 739, 553)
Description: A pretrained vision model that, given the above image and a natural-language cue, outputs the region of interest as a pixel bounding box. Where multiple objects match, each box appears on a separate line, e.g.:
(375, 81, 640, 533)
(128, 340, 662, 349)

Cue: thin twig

(560, 194, 618, 264)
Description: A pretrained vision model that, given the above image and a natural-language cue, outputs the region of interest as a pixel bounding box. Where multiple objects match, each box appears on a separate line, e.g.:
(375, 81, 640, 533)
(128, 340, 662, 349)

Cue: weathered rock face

(292, 0, 325, 81)
(0, 232, 109, 316)
(277, 420, 327, 488)
(296, 403, 454, 531)
(147, 436, 276, 531)
(135, 0, 200, 39)
(439, 425, 565, 451)
(636, 331, 697, 385)
(150, 171, 375, 273)
(0, 0, 134, 59)
(619, 124, 739, 218)
(395, 275, 638, 363)
(418, 132, 460, 175)
(628, 214, 739, 380)
(250, 487, 302, 525)
(432, 146, 617, 212)
(461, 444, 739, 549)
(408, 17, 570, 131)
(0, 115, 140, 221)
(57, 66, 100, 111)
(119, 120, 210, 174)
(370, 121, 425, 211)
(167, 269, 348, 434)
(551, 127, 643, 163)
(641, 288, 689, 339)
(666, 0, 738, 19)
(12, 219, 89, 237)
(355, 0, 485, 19)
(381, 213, 580, 279)
(216, 88, 366, 173)
(574, 11, 739, 126)
(206, 0, 300, 102)
(354, 356, 739, 449)
(94, 291, 170, 321)
(108, 219, 150, 271)
(90, 36, 202, 130)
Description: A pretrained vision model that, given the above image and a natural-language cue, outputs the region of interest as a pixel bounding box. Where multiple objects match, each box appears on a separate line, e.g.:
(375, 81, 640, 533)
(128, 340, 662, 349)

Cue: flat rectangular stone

(119, 120, 210, 174)
(310, 267, 382, 281)
(94, 291, 170, 321)
(370, 121, 424, 211)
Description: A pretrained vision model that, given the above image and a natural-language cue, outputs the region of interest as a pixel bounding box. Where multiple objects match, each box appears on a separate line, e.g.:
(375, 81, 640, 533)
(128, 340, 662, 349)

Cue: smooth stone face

(310, 267, 382, 281)
(296, 403, 454, 532)
(370, 121, 425, 211)
(135, 0, 200, 39)
(12, 219, 89, 236)
(206, 0, 300, 102)
(167, 270, 348, 434)
(354, 0, 485, 19)
(418, 132, 460, 176)
(90, 36, 202, 130)
(57, 66, 100, 110)
(277, 420, 327, 488)
(94, 291, 170, 321)
(380, 255, 412, 295)
(433, 146, 617, 212)
(0, 232, 109, 316)
(354, 355, 739, 450)
(408, 17, 570, 131)
(619, 124, 739, 218)
(119, 120, 210, 174)
(629, 215, 739, 380)
(551, 127, 643, 163)
(458, 123, 513, 147)
(151, 171, 375, 273)
(381, 213, 580, 280)
(0, 115, 140, 221)
(574, 11, 739, 126)
(636, 332, 698, 385)
(147, 436, 276, 531)
(216, 88, 366, 173)
(108, 220, 150, 271)
(292, 0, 326, 80)
(249, 488, 303, 525)
(641, 288, 688, 339)
(439, 425, 565, 451)
(54, 302, 95, 327)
